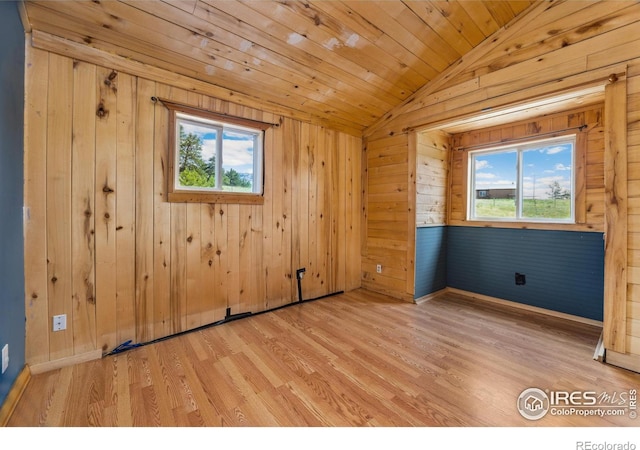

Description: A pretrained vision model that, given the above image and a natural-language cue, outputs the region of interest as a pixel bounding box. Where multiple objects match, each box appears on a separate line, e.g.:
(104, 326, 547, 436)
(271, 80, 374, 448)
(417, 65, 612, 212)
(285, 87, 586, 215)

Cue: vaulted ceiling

(21, 0, 535, 134)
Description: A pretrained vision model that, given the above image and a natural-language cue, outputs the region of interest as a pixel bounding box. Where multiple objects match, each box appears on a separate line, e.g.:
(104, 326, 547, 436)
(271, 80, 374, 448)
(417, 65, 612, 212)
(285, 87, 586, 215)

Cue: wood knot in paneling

(104, 70, 118, 93)
(96, 102, 109, 118)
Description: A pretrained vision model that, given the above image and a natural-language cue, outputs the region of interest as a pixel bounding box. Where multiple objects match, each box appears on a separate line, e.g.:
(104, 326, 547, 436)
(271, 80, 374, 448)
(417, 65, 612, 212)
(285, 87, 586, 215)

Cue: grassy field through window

(475, 198, 571, 220)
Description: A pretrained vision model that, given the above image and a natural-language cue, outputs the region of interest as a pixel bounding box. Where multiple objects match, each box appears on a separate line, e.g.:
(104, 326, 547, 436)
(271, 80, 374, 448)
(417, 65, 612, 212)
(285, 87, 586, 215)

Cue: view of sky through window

(471, 137, 574, 221)
(474, 142, 572, 199)
(180, 121, 256, 177)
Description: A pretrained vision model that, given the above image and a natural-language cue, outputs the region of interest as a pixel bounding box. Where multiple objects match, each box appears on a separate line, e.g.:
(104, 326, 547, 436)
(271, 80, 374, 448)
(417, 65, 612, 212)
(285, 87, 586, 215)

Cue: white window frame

(163, 99, 270, 205)
(468, 135, 576, 224)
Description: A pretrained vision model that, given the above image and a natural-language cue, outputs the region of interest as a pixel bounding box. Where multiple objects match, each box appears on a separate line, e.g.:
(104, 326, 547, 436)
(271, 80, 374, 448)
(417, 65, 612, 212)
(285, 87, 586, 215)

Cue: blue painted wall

(415, 226, 447, 298)
(446, 227, 604, 321)
(0, 1, 25, 407)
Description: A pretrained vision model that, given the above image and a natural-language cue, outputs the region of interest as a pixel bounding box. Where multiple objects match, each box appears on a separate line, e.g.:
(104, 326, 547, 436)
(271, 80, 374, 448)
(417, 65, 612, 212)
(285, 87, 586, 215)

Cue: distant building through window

(475, 188, 515, 200)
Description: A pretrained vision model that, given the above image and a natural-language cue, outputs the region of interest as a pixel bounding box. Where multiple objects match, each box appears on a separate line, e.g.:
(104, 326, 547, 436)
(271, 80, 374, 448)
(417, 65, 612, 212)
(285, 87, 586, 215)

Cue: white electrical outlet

(2, 344, 8, 374)
(53, 314, 67, 331)
(376, 264, 382, 273)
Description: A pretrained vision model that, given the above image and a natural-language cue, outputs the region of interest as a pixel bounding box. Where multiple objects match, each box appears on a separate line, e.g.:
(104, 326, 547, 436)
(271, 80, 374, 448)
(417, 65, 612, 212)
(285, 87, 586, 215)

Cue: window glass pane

(472, 151, 517, 219)
(521, 142, 572, 220)
(174, 113, 263, 195)
(177, 119, 217, 189)
(222, 129, 258, 193)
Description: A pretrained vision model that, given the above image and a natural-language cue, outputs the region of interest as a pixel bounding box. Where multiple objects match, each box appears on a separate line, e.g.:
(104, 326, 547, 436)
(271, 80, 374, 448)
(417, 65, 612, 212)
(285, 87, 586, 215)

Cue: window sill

(468, 218, 575, 225)
(449, 219, 603, 233)
(168, 191, 265, 205)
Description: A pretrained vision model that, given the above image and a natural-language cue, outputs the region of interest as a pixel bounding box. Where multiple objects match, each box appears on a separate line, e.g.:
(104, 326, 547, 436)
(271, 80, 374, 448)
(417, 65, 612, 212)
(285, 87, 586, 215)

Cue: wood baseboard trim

(414, 288, 448, 304)
(446, 288, 604, 327)
(29, 349, 102, 375)
(361, 282, 414, 303)
(593, 331, 605, 362)
(605, 350, 640, 374)
(0, 365, 31, 427)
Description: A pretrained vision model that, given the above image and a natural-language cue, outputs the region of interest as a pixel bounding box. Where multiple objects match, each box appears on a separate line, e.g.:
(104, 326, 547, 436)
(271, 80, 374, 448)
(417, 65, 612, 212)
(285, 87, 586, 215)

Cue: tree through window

(175, 113, 262, 193)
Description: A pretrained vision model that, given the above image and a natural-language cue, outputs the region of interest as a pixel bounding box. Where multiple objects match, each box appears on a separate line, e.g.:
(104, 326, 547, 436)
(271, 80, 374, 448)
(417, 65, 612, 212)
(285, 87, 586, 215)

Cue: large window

(469, 135, 575, 223)
(164, 100, 269, 204)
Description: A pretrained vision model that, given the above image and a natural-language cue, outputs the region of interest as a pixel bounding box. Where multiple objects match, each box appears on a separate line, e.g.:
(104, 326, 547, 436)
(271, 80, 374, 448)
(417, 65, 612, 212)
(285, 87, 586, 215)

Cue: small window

(164, 100, 269, 204)
(469, 135, 575, 223)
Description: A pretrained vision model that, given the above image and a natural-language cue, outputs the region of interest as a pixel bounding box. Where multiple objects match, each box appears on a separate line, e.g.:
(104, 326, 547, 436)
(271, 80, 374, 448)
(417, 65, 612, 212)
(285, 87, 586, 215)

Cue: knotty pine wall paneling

(625, 65, 640, 359)
(24, 43, 50, 366)
(416, 131, 449, 227)
(46, 53, 74, 362)
(71, 60, 97, 355)
(362, 133, 413, 301)
(24, 47, 362, 367)
(364, 1, 640, 368)
(114, 72, 137, 348)
(95, 66, 119, 354)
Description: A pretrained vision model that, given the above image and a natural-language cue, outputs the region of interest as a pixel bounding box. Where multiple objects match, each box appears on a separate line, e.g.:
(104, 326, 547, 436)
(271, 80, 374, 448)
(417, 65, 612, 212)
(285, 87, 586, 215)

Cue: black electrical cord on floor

(296, 268, 306, 302)
(103, 289, 344, 357)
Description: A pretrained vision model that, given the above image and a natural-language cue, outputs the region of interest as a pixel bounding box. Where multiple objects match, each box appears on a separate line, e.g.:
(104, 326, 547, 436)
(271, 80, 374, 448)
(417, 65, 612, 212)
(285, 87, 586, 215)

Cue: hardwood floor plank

(144, 345, 182, 423)
(44, 366, 73, 426)
(115, 354, 133, 426)
(284, 379, 351, 426)
(140, 384, 163, 426)
(256, 387, 319, 426)
(8, 289, 640, 427)
(226, 393, 281, 427)
(225, 352, 277, 395)
(240, 345, 286, 389)
(312, 360, 410, 426)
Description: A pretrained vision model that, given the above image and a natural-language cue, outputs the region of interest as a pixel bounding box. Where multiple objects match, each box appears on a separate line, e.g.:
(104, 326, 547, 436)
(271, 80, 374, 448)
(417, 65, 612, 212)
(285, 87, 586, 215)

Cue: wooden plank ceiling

(22, 0, 535, 134)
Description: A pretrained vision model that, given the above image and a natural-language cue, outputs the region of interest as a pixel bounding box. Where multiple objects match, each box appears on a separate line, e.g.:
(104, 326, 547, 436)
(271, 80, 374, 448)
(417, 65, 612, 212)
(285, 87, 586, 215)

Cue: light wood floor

(7, 289, 640, 426)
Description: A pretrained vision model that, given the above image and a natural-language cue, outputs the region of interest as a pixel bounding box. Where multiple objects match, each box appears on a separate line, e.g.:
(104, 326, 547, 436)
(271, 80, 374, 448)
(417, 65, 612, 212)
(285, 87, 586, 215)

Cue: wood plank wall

(24, 45, 362, 365)
(416, 131, 449, 227)
(627, 65, 640, 357)
(363, 0, 640, 365)
(448, 104, 605, 232)
(362, 134, 414, 301)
